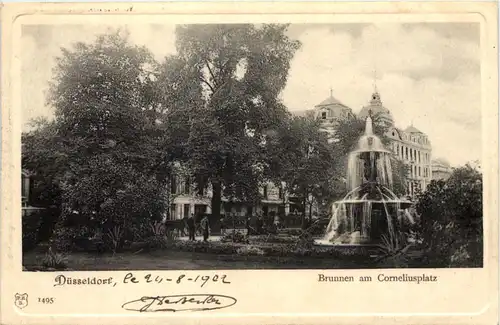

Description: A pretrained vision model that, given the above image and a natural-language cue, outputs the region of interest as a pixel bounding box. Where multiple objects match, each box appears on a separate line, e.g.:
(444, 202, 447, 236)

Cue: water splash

(321, 114, 413, 246)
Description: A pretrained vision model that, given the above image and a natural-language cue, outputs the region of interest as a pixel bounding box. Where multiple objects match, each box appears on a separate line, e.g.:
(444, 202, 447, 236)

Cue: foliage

(236, 245, 265, 256)
(220, 231, 248, 243)
(171, 240, 240, 255)
(167, 239, 370, 259)
(22, 118, 64, 209)
(42, 247, 68, 270)
(49, 223, 89, 252)
(145, 225, 178, 250)
(415, 163, 483, 267)
(416, 164, 482, 233)
(23, 30, 171, 238)
(105, 225, 125, 253)
(265, 115, 339, 220)
(158, 24, 301, 220)
(150, 221, 166, 237)
(249, 234, 299, 244)
(22, 210, 44, 252)
(374, 232, 413, 268)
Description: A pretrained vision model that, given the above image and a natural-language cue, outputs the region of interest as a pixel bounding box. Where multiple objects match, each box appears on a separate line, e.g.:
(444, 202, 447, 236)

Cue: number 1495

(38, 297, 55, 304)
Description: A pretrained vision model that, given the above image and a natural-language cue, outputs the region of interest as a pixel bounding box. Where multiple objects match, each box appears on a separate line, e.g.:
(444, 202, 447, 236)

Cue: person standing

(219, 216, 225, 235)
(274, 214, 281, 230)
(181, 215, 189, 237)
(201, 215, 210, 242)
(256, 214, 263, 234)
(187, 214, 196, 241)
(245, 216, 251, 235)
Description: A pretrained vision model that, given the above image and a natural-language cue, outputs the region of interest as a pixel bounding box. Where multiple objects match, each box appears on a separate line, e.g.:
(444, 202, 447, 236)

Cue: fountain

(317, 111, 413, 246)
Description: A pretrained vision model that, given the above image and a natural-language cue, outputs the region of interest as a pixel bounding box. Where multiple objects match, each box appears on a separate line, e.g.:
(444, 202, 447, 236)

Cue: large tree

(23, 30, 171, 240)
(158, 24, 300, 219)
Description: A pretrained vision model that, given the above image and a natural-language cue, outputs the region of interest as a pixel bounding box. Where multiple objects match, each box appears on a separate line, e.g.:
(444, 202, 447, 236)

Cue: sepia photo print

(20, 21, 484, 272)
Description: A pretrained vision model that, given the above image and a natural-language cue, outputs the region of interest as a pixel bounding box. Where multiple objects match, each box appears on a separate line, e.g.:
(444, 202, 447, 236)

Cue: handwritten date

(123, 273, 230, 287)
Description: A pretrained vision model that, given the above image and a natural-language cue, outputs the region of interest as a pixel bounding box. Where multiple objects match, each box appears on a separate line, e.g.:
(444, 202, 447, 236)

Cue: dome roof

(405, 125, 423, 134)
(313, 91, 353, 120)
(316, 95, 345, 107)
(358, 92, 394, 125)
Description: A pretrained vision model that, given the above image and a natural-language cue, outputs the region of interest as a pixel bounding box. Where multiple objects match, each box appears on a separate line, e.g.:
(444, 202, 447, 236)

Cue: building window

(321, 112, 327, 120)
(418, 166, 421, 177)
(21, 173, 30, 205)
(184, 177, 191, 194)
(183, 204, 190, 218)
(170, 204, 176, 220)
(170, 176, 177, 194)
(405, 147, 408, 160)
(278, 186, 283, 199)
(263, 185, 268, 199)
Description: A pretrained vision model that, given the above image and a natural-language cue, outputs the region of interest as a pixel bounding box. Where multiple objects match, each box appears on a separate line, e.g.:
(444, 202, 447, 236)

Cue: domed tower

(313, 89, 355, 138)
(358, 91, 394, 127)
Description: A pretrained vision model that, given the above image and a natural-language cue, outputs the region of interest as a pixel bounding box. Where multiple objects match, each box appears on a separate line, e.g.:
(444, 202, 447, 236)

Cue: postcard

(1, 2, 498, 325)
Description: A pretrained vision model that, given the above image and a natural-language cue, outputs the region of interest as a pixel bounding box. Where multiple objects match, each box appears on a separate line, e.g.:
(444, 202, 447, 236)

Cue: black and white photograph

(20, 21, 484, 271)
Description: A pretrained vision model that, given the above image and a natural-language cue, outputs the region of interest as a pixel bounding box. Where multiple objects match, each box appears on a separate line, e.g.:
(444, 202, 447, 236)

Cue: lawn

(23, 249, 378, 271)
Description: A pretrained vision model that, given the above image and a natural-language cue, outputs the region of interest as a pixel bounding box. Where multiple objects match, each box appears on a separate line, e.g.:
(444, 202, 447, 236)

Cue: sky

(21, 23, 481, 167)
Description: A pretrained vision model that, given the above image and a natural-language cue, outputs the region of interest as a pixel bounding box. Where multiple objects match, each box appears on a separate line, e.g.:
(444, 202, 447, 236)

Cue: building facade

(299, 89, 433, 197)
(431, 158, 453, 181)
(311, 91, 356, 138)
(167, 174, 288, 220)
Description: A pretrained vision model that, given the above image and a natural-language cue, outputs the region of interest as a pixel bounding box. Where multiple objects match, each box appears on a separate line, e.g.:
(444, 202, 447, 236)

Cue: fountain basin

(336, 199, 412, 209)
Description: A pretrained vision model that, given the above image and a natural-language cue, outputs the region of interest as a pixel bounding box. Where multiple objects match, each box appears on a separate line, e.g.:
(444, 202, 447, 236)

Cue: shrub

(22, 210, 44, 251)
(42, 247, 67, 270)
(292, 247, 312, 257)
(145, 236, 169, 250)
(415, 164, 483, 267)
(236, 245, 265, 256)
(250, 235, 298, 245)
(171, 240, 239, 255)
(221, 231, 248, 244)
(145, 231, 177, 250)
(280, 228, 303, 236)
(105, 225, 125, 253)
(49, 223, 103, 253)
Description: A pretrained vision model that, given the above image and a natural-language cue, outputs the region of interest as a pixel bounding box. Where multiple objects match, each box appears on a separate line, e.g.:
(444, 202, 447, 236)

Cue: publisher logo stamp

(14, 293, 28, 309)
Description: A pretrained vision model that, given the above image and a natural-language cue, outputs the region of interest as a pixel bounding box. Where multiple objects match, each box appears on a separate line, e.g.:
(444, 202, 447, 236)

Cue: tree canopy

(157, 24, 301, 219)
(23, 30, 170, 236)
(265, 115, 341, 218)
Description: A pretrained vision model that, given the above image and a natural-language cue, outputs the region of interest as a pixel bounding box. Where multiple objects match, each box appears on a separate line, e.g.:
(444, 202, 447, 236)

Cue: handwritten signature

(122, 294, 237, 312)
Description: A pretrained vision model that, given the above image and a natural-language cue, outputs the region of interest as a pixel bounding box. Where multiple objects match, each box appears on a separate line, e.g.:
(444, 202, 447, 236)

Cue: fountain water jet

(317, 112, 413, 246)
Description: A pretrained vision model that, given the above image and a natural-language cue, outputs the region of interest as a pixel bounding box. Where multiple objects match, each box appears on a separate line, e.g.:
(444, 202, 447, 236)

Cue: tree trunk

(301, 195, 307, 229)
(211, 180, 222, 221)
